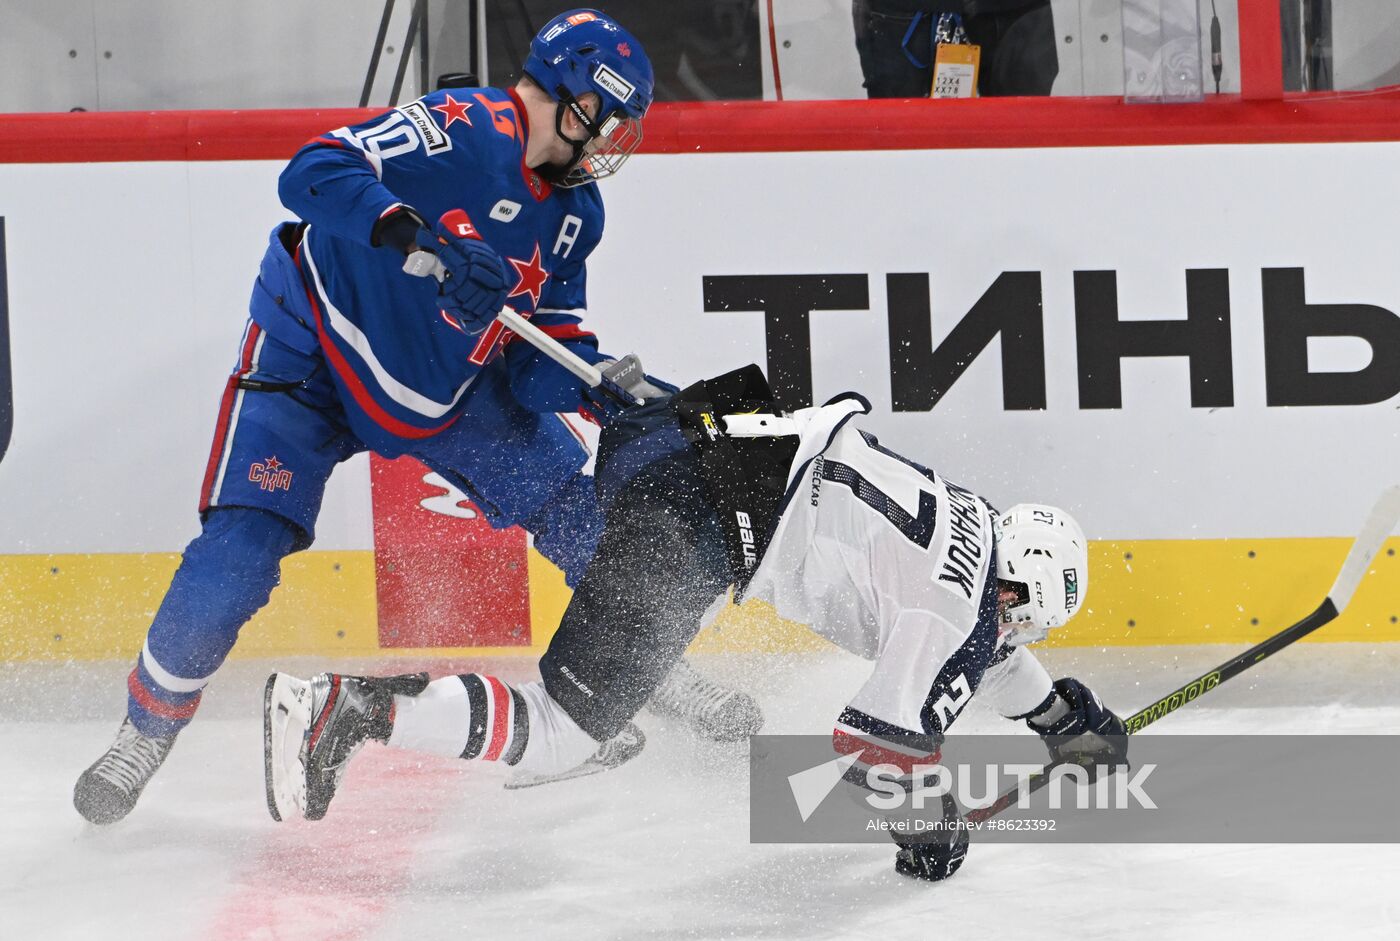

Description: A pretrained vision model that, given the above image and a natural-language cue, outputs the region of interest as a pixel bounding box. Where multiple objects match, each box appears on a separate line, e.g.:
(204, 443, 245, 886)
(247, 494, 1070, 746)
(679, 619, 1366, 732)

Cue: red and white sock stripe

(383, 674, 529, 764)
(479, 676, 517, 761)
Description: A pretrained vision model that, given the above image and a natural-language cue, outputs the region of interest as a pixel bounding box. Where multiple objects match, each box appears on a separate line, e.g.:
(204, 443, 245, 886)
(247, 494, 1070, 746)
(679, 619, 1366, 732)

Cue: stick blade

(1328, 484, 1400, 612)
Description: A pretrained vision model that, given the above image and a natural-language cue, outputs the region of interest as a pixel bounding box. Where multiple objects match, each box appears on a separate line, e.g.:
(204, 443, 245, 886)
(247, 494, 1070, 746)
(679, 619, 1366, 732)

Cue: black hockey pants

(539, 454, 732, 741)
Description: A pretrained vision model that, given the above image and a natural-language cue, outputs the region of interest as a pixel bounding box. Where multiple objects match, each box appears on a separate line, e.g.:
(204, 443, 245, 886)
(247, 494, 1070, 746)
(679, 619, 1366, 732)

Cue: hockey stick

(492, 307, 633, 403)
(966, 483, 1400, 824)
(406, 209, 644, 406)
(493, 307, 646, 406)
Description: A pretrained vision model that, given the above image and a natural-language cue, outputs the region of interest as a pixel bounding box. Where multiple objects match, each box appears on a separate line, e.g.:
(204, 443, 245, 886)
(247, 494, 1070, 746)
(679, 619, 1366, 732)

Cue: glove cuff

(371, 203, 429, 255)
(1025, 691, 1071, 731)
(1009, 689, 1058, 723)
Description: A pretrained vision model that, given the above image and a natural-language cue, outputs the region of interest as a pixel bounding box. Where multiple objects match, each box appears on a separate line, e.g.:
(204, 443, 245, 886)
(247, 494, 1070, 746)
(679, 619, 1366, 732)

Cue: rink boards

(0, 103, 1397, 658)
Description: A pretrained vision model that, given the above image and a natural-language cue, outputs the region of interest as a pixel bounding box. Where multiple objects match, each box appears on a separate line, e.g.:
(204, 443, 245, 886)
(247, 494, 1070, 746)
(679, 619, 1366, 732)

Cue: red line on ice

(205, 748, 464, 940)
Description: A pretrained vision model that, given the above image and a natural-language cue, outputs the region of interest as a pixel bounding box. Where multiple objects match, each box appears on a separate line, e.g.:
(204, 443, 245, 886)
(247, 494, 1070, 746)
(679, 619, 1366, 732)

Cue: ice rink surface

(4, 643, 1399, 941)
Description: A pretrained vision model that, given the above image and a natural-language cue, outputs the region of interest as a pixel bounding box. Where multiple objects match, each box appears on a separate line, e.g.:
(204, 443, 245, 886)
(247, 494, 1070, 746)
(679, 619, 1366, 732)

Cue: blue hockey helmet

(522, 9, 654, 186)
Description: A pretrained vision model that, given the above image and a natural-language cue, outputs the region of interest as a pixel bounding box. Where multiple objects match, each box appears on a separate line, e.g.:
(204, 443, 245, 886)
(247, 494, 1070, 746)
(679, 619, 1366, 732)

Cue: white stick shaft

(496, 307, 605, 388)
(1327, 484, 1400, 611)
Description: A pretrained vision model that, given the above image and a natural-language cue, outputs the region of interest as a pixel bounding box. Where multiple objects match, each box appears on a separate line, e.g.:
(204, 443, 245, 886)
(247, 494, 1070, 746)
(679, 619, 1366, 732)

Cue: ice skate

(73, 718, 177, 825)
(647, 658, 764, 742)
(263, 671, 429, 821)
(504, 721, 646, 789)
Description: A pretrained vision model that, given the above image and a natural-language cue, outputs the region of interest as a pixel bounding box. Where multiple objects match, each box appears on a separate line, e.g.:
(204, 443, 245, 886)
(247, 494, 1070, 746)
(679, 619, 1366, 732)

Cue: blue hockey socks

(128, 507, 301, 737)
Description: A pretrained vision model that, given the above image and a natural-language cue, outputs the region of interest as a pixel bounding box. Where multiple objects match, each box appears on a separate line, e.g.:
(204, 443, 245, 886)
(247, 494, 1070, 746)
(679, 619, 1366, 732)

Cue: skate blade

(504, 723, 645, 790)
(263, 672, 313, 821)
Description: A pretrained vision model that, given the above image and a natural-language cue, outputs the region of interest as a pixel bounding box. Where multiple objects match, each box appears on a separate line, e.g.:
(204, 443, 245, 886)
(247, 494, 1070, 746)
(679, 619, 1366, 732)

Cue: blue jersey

(259, 87, 611, 453)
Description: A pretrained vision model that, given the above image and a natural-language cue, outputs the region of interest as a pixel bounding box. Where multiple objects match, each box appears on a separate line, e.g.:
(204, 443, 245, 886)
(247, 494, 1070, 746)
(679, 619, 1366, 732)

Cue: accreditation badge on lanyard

(929, 13, 980, 98)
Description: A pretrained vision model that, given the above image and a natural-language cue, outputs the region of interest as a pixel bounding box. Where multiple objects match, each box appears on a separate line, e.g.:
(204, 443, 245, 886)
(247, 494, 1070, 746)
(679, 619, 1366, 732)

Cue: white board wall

(0, 141, 1396, 554)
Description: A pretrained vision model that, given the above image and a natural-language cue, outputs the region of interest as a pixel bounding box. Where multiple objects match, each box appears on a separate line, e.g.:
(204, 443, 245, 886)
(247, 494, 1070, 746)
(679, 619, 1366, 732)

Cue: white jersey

(742, 395, 1054, 744)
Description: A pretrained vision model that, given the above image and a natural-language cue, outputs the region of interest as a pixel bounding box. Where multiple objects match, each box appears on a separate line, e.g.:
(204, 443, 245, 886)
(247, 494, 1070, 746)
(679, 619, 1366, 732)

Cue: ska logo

(0, 217, 11, 468)
(248, 456, 293, 493)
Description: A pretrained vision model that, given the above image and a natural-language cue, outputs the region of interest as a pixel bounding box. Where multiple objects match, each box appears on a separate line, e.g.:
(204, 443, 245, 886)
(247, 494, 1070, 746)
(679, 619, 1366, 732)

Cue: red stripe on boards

(7, 95, 1400, 166)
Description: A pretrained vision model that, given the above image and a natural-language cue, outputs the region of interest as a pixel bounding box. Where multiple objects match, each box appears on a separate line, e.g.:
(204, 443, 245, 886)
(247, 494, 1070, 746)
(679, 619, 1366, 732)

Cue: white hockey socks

(387, 674, 527, 764)
(511, 681, 602, 778)
(384, 675, 600, 778)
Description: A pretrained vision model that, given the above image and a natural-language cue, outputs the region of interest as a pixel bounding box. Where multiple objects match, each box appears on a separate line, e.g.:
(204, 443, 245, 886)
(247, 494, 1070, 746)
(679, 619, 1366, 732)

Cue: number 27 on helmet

(995, 503, 1089, 645)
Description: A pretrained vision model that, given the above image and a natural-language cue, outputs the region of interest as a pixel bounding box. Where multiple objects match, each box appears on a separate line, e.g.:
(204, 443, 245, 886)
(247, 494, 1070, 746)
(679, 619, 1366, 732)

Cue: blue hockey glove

(385, 207, 509, 334)
(892, 794, 969, 883)
(1025, 677, 1129, 772)
(579, 356, 677, 425)
(414, 219, 509, 334)
(580, 385, 634, 426)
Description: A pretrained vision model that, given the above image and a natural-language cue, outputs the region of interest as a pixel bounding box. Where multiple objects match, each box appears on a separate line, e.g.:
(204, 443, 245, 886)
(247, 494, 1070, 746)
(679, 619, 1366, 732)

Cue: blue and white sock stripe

(139, 639, 211, 695)
(128, 645, 207, 733)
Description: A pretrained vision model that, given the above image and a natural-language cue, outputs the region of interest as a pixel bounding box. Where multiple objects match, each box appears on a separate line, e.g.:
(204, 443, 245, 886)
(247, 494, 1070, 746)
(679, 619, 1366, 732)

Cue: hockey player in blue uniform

(74, 9, 760, 826)
(265, 365, 1128, 883)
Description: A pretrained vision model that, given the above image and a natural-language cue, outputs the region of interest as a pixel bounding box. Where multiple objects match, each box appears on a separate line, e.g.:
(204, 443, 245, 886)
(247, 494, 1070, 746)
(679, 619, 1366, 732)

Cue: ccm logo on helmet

(593, 64, 636, 103)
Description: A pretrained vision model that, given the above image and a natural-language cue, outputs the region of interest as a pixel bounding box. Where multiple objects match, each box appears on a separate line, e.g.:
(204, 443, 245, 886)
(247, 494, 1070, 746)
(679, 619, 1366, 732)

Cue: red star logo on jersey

(264, 456, 282, 471)
(430, 94, 473, 129)
(506, 243, 549, 309)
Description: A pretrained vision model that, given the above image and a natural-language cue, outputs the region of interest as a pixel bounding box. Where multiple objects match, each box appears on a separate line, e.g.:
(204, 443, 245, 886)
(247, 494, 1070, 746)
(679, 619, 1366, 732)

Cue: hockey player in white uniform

(265, 366, 1126, 882)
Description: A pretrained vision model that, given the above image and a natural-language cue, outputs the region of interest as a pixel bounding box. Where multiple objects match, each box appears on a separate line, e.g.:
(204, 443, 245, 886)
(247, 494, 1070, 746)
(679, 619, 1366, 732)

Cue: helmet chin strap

(536, 93, 601, 185)
(534, 153, 577, 185)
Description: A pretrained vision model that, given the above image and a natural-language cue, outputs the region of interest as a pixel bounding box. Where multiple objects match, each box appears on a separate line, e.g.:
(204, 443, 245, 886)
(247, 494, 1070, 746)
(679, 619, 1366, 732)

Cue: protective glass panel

(1123, 0, 1205, 102)
(1285, 1, 1400, 92)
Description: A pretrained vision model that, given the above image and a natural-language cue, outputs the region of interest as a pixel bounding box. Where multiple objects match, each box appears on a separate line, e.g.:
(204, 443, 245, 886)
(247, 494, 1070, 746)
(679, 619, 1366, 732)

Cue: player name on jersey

(938, 483, 984, 601)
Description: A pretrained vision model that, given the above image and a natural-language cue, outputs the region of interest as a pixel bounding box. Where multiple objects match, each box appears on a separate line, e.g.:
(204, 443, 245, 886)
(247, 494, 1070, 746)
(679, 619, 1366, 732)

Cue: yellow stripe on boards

(0, 551, 378, 661)
(0, 537, 1395, 661)
(1055, 537, 1400, 647)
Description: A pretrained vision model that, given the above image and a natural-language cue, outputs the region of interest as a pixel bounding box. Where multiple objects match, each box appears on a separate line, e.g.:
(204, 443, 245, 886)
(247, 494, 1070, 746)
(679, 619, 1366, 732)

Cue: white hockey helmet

(994, 503, 1088, 645)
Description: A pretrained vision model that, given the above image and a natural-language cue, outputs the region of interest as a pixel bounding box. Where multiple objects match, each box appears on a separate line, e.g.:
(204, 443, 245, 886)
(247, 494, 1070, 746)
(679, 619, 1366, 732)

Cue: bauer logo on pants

(0, 217, 12, 468)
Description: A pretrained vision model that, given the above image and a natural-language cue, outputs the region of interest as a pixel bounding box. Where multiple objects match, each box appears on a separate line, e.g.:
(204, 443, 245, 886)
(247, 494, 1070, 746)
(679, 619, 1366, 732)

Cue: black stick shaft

(966, 598, 1339, 823)
(1123, 598, 1337, 732)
